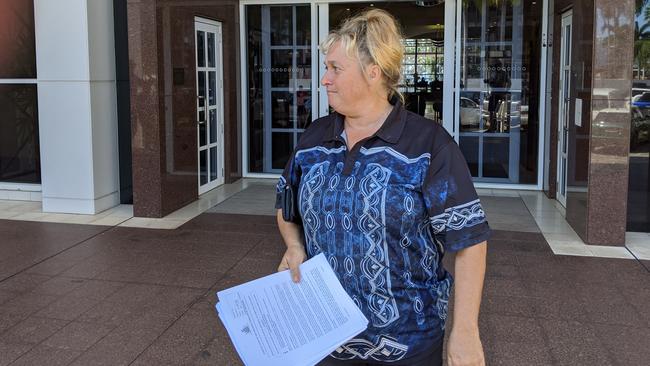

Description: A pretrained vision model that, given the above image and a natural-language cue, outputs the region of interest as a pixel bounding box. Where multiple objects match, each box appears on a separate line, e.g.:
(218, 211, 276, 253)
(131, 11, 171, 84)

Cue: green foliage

(636, 1, 650, 71)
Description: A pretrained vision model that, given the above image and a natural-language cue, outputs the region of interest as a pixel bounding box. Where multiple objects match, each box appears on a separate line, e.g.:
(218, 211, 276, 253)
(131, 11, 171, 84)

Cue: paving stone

(0, 292, 60, 318)
(483, 340, 554, 366)
(130, 310, 220, 365)
(0, 313, 25, 334)
(0, 316, 68, 344)
(540, 320, 614, 366)
(593, 324, 650, 366)
(0, 340, 33, 366)
(43, 321, 114, 351)
(0, 290, 17, 307)
(66, 279, 126, 301)
(482, 314, 546, 344)
(30, 276, 86, 296)
(35, 295, 100, 321)
(69, 313, 177, 366)
(0, 274, 52, 294)
(9, 344, 81, 366)
(24, 258, 79, 276)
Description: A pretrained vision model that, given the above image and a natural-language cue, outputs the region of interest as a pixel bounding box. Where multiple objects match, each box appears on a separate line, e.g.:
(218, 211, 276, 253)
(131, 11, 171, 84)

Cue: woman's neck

(344, 98, 393, 133)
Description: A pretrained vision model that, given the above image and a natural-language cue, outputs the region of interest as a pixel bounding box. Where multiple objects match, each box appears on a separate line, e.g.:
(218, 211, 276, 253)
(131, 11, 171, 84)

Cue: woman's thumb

(289, 261, 301, 283)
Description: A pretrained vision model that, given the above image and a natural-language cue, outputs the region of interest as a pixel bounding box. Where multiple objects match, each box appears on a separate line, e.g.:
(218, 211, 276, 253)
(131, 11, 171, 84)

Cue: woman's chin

(327, 99, 341, 111)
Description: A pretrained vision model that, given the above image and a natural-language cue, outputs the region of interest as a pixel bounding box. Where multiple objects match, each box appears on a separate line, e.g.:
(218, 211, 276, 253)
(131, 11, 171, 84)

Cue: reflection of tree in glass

(0, 86, 38, 182)
(635, 0, 650, 74)
(0, 0, 37, 78)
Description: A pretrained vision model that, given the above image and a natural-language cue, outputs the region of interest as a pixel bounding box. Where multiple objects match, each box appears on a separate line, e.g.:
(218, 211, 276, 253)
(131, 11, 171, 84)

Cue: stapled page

(216, 253, 368, 366)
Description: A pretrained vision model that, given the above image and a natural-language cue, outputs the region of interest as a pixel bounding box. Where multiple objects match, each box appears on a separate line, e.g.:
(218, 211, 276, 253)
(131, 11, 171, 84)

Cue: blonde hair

(320, 9, 405, 104)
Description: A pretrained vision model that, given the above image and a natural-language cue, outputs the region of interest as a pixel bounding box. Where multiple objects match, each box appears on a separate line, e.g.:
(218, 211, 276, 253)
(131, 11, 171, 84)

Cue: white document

(216, 253, 368, 366)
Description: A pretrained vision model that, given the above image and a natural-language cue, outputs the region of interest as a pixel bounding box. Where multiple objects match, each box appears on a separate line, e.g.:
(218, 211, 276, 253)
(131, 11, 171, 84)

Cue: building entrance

(243, 0, 546, 190)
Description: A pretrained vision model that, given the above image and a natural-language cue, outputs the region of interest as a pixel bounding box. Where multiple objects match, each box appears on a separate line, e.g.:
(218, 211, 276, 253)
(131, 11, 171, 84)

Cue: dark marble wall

(547, 0, 634, 244)
(127, 0, 240, 217)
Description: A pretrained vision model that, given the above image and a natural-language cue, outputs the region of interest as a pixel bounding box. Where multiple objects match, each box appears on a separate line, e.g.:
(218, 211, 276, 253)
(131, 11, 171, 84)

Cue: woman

(275, 9, 490, 366)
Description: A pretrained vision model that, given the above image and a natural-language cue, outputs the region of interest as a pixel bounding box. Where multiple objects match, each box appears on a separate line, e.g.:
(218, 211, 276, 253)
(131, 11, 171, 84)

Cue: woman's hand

(448, 242, 487, 365)
(446, 326, 485, 366)
(277, 244, 307, 283)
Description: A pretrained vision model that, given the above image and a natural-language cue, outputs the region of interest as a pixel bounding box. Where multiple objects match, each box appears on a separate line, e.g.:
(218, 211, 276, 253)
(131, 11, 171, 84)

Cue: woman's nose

(321, 73, 331, 86)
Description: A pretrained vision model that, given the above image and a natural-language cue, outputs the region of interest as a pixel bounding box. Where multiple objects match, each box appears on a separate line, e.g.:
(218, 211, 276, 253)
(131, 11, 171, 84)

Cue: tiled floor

(0, 179, 273, 230)
(206, 181, 650, 260)
(1, 179, 649, 259)
(0, 212, 648, 365)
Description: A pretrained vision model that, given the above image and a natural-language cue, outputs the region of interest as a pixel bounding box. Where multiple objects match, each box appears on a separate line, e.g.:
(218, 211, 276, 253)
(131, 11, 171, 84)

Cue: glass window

(628, 2, 650, 231)
(401, 38, 445, 87)
(0, 0, 36, 78)
(0, 1, 40, 184)
(0, 85, 40, 183)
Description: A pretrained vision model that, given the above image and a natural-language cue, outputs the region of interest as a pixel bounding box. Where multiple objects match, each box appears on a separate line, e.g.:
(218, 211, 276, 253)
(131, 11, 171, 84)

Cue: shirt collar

(323, 96, 407, 144)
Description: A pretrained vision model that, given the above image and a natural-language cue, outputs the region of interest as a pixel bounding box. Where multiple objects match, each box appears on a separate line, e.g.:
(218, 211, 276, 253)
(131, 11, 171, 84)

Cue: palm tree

(635, 1, 650, 79)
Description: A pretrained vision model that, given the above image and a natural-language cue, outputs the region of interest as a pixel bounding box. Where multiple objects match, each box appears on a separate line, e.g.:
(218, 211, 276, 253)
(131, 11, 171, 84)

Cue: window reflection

(0, 0, 37, 78)
(459, 0, 540, 184)
(0, 0, 39, 184)
(0, 85, 40, 183)
(628, 1, 650, 231)
(247, 4, 312, 173)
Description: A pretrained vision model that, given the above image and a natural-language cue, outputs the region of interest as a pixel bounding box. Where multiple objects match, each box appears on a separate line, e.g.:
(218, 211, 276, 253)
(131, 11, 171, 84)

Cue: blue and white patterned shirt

(275, 99, 491, 363)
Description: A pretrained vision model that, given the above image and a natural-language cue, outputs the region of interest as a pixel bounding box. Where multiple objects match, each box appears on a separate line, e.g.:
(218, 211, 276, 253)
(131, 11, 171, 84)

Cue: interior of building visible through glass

(329, 2, 445, 123)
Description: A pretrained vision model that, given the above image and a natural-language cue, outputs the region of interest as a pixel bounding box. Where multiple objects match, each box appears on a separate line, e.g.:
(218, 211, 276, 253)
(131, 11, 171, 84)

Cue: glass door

(195, 18, 225, 194)
(456, 0, 543, 185)
(246, 4, 313, 174)
(557, 10, 572, 206)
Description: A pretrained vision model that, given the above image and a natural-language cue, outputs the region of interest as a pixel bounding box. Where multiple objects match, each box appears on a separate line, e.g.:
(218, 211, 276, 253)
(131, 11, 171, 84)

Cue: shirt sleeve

(274, 150, 302, 210)
(422, 141, 491, 252)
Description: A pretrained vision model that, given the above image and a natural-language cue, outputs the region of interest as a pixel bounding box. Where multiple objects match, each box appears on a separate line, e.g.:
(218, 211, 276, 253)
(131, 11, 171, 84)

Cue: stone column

(585, 0, 635, 244)
(35, 0, 120, 214)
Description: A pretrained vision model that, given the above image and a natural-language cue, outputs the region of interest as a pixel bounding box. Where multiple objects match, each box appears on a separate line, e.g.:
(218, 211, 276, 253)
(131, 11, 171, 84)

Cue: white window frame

(195, 17, 226, 194)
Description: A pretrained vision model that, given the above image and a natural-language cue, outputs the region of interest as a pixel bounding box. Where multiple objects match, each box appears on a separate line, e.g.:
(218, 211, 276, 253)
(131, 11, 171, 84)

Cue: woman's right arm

(276, 209, 307, 283)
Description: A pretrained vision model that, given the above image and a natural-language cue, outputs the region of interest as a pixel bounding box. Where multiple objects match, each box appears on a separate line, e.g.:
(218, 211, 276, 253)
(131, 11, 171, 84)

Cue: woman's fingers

(277, 260, 289, 272)
(288, 258, 302, 283)
(277, 247, 305, 283)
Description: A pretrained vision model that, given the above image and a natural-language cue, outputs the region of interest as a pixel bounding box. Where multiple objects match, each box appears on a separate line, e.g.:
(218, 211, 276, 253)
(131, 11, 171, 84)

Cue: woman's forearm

(452, 241, 487, 331)
(276, 209, 305, 248)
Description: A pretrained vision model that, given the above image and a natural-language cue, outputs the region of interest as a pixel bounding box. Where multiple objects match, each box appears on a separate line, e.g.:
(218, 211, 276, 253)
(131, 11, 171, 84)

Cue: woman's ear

(367, 64, 382, 83)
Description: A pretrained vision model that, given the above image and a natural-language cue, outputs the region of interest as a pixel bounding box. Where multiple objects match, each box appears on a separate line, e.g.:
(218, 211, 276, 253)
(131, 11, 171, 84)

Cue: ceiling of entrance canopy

(329, 1, 446, 41)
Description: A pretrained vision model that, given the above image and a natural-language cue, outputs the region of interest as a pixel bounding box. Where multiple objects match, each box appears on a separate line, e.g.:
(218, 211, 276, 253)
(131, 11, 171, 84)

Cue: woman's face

(321, 41, 383, 115)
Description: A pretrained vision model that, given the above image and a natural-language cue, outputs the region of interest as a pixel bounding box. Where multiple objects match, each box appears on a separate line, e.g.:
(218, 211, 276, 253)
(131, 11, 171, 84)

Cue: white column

(34, 0, 119, 214)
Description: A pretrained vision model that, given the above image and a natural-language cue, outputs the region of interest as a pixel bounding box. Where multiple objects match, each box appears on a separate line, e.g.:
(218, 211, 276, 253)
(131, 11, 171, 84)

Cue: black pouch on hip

(281, 162, 302, 225)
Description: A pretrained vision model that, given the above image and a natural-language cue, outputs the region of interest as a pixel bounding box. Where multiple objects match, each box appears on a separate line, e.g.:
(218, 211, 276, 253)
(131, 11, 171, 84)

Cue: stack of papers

(216, 253, 369, 366)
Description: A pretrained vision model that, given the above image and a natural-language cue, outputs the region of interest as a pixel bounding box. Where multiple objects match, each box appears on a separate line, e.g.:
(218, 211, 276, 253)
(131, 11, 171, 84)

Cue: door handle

(197, 96, 206, 125)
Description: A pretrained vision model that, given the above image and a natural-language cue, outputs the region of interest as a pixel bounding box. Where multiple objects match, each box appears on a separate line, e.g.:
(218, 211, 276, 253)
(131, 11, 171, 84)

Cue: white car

(460, 97, 481, 126)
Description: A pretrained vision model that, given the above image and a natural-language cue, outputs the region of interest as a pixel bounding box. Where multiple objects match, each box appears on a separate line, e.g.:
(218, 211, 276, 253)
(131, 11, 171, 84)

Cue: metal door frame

(556, 10, 572, 206)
